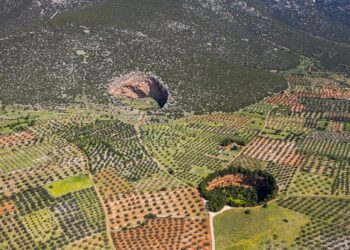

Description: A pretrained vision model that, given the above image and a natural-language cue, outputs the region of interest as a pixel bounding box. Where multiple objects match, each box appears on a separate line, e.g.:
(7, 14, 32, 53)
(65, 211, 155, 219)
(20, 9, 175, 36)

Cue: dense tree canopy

(199, 166, 278, 212)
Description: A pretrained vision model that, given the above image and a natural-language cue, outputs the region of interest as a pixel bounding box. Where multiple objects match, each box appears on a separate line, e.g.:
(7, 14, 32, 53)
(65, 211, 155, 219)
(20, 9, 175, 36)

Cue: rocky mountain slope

(0, 0, 349, 114)
(0, 0, 104, 34)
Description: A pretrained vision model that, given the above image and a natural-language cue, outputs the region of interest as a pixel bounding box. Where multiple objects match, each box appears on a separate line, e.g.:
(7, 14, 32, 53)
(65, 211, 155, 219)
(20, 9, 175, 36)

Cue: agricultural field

(213, 203, 309, 249)
(44, 174, 93, 198)
(0, 72, 350, 249)
(211, 74, 350, 249)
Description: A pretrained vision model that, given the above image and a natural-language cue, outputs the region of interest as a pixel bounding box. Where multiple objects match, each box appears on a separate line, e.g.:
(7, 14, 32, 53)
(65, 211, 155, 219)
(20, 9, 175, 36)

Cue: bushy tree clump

(199, 166, 278, 212)
(220, 137, 246, 147)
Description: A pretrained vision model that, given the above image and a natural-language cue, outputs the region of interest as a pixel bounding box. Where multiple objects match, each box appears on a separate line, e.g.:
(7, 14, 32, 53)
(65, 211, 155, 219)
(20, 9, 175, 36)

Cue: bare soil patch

(0, 131, 35, 148)
(207, 174, 261, 191)
(109, 72, 168, 108)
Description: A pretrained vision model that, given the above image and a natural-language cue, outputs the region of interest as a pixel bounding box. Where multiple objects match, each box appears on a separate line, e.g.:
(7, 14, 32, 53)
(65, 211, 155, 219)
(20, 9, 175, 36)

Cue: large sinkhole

(109, 72, 169, 108)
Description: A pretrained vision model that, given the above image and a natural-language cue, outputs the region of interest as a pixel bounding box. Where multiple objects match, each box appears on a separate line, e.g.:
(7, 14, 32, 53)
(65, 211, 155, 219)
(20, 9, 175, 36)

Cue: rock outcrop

(109, 72, 168, 108)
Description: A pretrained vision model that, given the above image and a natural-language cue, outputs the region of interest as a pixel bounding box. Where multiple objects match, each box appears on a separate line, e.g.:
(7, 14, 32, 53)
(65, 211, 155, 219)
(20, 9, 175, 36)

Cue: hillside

(0, 0, 349, 114)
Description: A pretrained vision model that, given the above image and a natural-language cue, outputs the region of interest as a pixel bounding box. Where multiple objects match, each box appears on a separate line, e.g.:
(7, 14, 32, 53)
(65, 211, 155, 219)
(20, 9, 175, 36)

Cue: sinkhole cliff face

(109, 72, 169, 108)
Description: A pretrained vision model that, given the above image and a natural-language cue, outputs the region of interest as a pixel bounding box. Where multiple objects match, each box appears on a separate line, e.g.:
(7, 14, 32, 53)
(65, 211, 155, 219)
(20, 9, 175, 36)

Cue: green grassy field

(262, 128, 290, 140)
(286, 56, 322, 76)
(21, 208, 63, 242)
(214, 203, 309, 250)
(190, 165, 214, 178)
(45, 174, 93, 198)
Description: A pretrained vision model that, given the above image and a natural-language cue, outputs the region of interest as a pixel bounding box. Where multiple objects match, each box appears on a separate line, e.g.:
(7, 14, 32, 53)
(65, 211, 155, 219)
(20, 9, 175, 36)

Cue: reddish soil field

(105, 187, 207, 231)
(93, 169, 133, 197)
(112, 217, 211, 250)
(265, 84, 347, 112)
(264, 93, 308, 112)
(0, 131, 35, 148)
(0, 201, 16, 216)
(242, 137, 304, 167)
(320, 86, 342, 99)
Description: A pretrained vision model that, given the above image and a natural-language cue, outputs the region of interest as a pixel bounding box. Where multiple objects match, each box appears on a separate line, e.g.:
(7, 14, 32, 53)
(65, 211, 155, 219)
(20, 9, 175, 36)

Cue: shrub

(220, 137, 246, 147)
(144, 213, 157, 220)
(207, 190, 226, 212)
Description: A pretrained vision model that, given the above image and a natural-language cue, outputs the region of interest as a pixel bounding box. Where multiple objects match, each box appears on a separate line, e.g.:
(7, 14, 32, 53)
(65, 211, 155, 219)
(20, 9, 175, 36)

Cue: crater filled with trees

(199, 166, 278, 212)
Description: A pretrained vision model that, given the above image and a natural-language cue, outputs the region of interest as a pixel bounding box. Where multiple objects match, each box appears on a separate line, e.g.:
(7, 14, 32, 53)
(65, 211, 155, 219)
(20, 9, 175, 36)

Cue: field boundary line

(88, 171, 115, 249)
